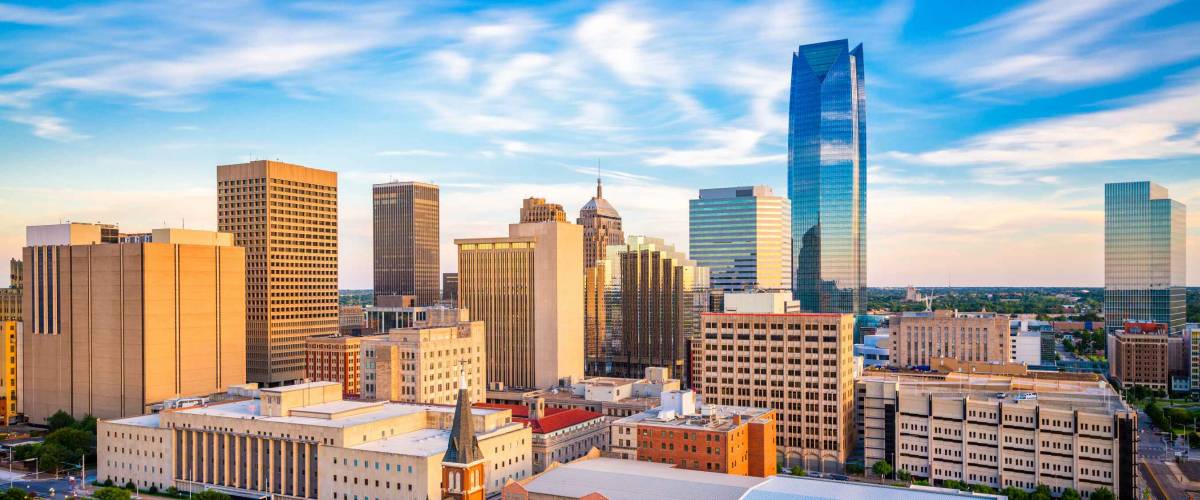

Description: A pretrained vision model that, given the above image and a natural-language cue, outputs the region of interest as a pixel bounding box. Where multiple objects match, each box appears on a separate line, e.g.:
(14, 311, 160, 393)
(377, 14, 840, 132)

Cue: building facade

(360, 309, 486, 405)
(99, 381, 533, 499)
(487, 367, 680, 422)
(788, 39, 867, 314)
(890, 311, 1012, 368)
(695, 312, 856, 472)
(577, 177, 624, 269)
(22, 227, 246, 422)
(857, 372, 1137, 499)
(373, 181, 440, 306)
(593, 236, 709, 384)
(456, 221, 584, 389)
(1104, 181, 1186, 334)
(338, 305, 366, 336)
(0, 259, 19, 322)
(0, 321, 16, 425)
(689, 186, 791, 293)
(478, 398, 607, 473)
(610, 389, 776, 478)
(218, 160, 339, 386)
(519, 198, 566, 223)
(305, 335, 362, 397)
(1109, 324, 1170, 391)
(442, 273, 459, 303)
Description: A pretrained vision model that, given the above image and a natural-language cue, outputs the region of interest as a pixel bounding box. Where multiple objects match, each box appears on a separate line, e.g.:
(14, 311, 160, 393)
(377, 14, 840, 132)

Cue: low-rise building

(610, 389, 776, 478)
(360, 309, 485, 405)
(305, 335, 362, 397)
(98, 380, 533, 499)
(1012, 332, 1044, 366)
(338, 305, 367, 336)
(477, 398, 607, 473)
(856, 371, 1137, 499)
(1109, 322, 1170, 391)
(890, 311, 1011, 368)
(487, 367, 679, 421)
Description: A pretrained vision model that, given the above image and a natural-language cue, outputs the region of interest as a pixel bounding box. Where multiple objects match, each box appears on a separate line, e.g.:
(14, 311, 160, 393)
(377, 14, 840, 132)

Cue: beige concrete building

(456, 221, 584, 389)
(695, 312, 856, 472)
(518, 197, 566, 223)
(22, 226, 245, 422)
(98, 381, 532, 499)
(218, 160, 338, 386)
(890, 311, 1012, 368)
(360, 308, 485, 405)
(305, 335, 363, 397)
(478, 398, 607, 473)
(856, 371, 1137, 499)
(338, 305, 366, 336)
(487, 367, 679, 421)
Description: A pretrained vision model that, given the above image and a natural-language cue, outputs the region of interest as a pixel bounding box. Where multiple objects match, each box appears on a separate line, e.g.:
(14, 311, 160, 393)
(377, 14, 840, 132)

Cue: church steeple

(442, 363, 485, 500)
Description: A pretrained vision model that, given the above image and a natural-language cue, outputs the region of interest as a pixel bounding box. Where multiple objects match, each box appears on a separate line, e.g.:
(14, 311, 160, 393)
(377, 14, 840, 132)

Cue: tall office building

(22, 226, 246, 421)
(1104, 181, 1186, 333)
(689, 186, 791, 292)
(218, 160, 338, 386)
(519, 197, 567, 223)
(577, 177, 625, 269)
(788, 39, 867, 314)
(373, 181, 440, 306)
(595, 236, 709, 383)
(456, 221, 584, 389)
(442, 272, 459, 302)
(0, 259, 19, 322)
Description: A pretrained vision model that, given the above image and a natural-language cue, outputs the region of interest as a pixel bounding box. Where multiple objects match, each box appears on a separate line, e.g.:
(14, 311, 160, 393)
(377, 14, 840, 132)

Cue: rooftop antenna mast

(596, 158, 602, 198)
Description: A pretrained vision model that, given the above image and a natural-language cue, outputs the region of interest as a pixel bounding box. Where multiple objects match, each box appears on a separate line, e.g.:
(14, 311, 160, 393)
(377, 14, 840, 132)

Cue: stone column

(292, 441, 300, 496)
(256, 437, 264, 492)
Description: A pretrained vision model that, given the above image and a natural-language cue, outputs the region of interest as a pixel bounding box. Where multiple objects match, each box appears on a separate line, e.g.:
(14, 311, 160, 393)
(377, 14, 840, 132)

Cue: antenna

(596, 158, 603, 198)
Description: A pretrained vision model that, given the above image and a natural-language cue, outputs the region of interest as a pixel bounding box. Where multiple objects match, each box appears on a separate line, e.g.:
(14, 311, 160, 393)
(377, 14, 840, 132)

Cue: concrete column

(266, 438, 274, 493)
(192, 431, 200, 483)
(256, 437, 264, 492)
(303, 443, 312, 498)
(292, 441, 300, 496)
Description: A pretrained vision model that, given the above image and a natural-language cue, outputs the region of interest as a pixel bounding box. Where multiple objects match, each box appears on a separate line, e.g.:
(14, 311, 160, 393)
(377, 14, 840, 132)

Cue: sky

(0, 0, 1199, 289)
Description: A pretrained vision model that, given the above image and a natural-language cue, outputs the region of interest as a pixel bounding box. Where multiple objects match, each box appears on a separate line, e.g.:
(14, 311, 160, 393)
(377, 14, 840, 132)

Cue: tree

(1001, 486, 1028, 500)
(193, 491, 232, 500)
(92, 487, 131, 500)
(970, 484, 995, 494)
(845, 463, 864, 475)
(35, 442, 71, 473)
(1060, 488, 1081, 500)
(789, 465, 804, 476)
(44, 427, 95, 458)
(76, 414, 97, 434)
(46, 410, 75, 432)
(0, 488, 27, 500)
(11, 444, 35, 462)
(896, 470, 912, 482)
(872, 460, 893, 478)
(1030, 484, 1052, 500)
(1089, 487, 1115, 500)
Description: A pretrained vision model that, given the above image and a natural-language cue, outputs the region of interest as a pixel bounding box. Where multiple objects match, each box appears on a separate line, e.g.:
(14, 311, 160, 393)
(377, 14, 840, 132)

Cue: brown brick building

(373, 181, 440, 306)
(304, 335, 362, 397)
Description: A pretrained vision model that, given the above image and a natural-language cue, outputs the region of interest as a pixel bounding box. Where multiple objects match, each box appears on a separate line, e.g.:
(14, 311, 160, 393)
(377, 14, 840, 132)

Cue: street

(1137, 410, 1192, 500)
(0, 469, 95, 498)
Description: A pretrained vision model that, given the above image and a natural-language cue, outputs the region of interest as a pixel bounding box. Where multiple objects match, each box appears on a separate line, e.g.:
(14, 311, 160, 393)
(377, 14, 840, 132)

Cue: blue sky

(1, 0, 1198, 288)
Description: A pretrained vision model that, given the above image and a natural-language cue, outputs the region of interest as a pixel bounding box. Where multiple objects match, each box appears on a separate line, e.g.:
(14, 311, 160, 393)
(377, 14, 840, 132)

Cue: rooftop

(616, 403, 773, 431)
(861, 372, 1129, 414)
(475, 403, 604, 434)
(111, 397, 507, 430)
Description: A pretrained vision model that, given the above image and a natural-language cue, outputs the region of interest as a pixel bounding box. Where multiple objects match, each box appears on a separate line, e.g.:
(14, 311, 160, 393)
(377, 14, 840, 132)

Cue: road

(1137, 410, 1191, 500)
(0, 468, 95, 498)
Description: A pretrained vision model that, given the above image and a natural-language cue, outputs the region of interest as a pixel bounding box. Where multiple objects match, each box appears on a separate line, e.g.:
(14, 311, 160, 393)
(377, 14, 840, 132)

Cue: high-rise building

(373, 181, 440, 306)
(22, 226, 246, 421)
(456, 221, 584, 389)
(1104, 181, 1186, 333)
(519, 197, 567, 223)
(442, 272, 459, 302)
(695, 308, 856, 472)
(360, 307, 485, 405)
(0, 321, 17, 425)
(0, 259, 19, 322)
(594, 236, 709, 384)
(689, 186, 791, 293)
(218, 160, 338, 386)
(8, 259, 20, 288)
(577, 177, 624, 269)
(890, 310, 1012, 368)
(788, 39, 867, 314)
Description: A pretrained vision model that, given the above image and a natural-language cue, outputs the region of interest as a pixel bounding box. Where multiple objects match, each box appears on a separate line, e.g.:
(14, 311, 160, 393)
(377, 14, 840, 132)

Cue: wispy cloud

(644, 128, 785, 168)
(8, 115, 89, 142)
(376, 149, 449, 157)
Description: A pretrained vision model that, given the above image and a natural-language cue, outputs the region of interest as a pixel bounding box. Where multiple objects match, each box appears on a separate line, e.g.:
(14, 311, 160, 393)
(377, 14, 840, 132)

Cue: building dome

(580, 177, 620, 218)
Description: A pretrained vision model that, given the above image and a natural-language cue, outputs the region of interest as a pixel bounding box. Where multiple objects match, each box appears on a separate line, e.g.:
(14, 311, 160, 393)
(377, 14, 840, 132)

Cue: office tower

(689, 186, 791, 292)
(218, 160, 338, 386)
(788, 39, 867, 314)
(360, 307, 485, 405)
(442, 272, 459, 302)
(1104, 181, 1186, 333)
(22, 226, 246, 421)
(610, 389, 777, 477)
(578, 177, 625, 269)
(889, 310, 1011, 368)
(519, 197, 567, 223)
(373, 181, 440, 306)
(597, 236, 709, 383)
(0, 259, 18, 322)
(857, 372, 1137, 499)
(456, 221, 584, 389)
(0, 321, 16, 425)
(100, 381, 531, 498)
(696, 311, 856, 472)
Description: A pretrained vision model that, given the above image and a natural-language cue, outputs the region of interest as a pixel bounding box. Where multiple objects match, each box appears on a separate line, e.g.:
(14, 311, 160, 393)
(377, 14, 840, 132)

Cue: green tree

(34, 442, 71, 473)
(896, 470, 912, 482)
(789, 465, 804, 476)
(1030, 484, 1052, 500)
(193, 491, 233, 500)
(44, 427, 95, 458)
(76, 414, 97, 434)
(1060, 488, 1081, 500)
(92, 487, 131, 500)
(46, 410, 75, 432)
(1089, 487, 1115, 500)
(1001, 486, 1028, 500)
(0, 488, 27, 500)
(970, 484, 995, 494)
(11, 444, 35, 462)
(845, 463, 864, 475)
(872, 460, 893, 478)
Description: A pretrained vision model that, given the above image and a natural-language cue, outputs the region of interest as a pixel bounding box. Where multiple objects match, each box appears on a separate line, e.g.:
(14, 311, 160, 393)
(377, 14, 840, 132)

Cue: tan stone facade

(218, 160, 338, 386)
(857, 372, 1137, 499)
(695, 312, 856, 472)
(22, 231, 246, 422)
(890, 311, 1011, 368)
(456, 221, 583, 389)
(99, 381, 533, 499)
(361, 312, 485, 405)
(518, 198, 566, 223)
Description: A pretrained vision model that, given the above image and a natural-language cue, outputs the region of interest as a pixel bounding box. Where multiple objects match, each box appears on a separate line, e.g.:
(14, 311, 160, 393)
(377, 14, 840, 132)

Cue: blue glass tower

(1104, 181, 1186, 333)
(788, 39, 866, 313)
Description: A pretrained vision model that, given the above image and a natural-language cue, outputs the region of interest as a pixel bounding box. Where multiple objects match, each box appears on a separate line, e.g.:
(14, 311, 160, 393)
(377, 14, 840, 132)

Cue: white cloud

(483, 53, 554, 98)
(427, 50, 472, 82)
(8, 115, 89, 141)
(573, 4, 679, 87)
(376, 149, 449, 157)
(644, 128, 784, 168)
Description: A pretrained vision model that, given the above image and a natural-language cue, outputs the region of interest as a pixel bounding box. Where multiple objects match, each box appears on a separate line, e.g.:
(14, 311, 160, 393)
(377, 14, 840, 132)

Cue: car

(829, 474, 850, 481)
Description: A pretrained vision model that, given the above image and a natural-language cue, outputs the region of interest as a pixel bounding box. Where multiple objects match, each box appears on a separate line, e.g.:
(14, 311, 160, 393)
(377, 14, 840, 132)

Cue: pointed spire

(596, 158, 603, 199)
(444, 361, 483, 464)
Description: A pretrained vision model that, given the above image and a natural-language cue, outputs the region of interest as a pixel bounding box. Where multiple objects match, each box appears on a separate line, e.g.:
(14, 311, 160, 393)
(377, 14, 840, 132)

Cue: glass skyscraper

(689, 185, 791, 292)
(1104, 181, 1186, 333)
(788, 39, 867, 313)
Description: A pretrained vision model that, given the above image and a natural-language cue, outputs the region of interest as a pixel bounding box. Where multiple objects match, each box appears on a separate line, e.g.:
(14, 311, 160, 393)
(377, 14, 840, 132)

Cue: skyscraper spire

(444, 362, 482, 464)
(596, 158, 603, 199)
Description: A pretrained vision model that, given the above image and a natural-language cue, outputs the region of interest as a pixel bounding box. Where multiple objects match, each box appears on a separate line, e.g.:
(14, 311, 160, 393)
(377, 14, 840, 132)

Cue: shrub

(193, 490, 233, 500)
(1089, 487, 1115, 500)
(93, 487, 131, 500)
(46, 410, 75, 432)
(871, 460, 893, 477)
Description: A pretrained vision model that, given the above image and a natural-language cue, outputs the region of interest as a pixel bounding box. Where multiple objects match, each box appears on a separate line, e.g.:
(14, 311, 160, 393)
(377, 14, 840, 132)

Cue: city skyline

(2, 1, 1200, 289)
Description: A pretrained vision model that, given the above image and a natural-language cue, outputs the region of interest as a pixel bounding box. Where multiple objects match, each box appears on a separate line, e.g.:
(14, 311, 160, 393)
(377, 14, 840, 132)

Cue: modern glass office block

(1104, 181, 1186, 333)
(788, 39, 867, 313)
(689, 186, 791, 293)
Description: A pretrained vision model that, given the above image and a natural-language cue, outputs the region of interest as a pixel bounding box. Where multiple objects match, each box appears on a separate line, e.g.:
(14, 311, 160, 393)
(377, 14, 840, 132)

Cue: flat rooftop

(617, 404, 773, 431)
(111, 398, 507, 430)
(862, 372, 1129, 414)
